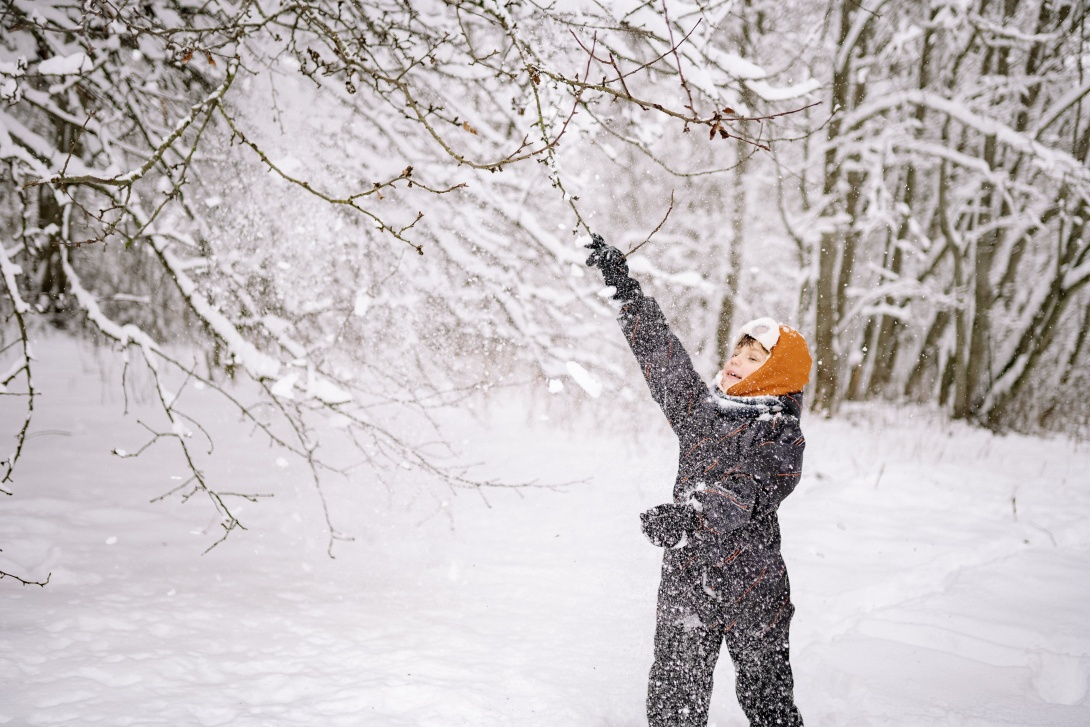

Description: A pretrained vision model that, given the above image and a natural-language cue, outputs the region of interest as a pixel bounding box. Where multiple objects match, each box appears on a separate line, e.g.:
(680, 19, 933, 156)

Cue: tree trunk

(812, 1, 858, 414)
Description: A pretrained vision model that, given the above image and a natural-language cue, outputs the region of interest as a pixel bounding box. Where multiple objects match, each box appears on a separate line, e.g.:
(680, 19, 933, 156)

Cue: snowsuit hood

(725, 323, 812, 398)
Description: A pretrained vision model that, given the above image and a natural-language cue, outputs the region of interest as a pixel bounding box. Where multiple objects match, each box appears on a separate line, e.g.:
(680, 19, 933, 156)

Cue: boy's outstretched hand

(641, 503, 700, 549)
(585, 233, 642, 302)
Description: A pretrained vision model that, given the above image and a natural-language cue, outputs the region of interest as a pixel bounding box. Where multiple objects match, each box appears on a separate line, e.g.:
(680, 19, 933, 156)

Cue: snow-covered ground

(3, 338, 1089, 726)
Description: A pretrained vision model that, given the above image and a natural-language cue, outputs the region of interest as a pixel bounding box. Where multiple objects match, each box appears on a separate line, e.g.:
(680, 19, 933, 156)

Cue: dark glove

(585, 233, 641, 301)
(640, 503, 700, 548)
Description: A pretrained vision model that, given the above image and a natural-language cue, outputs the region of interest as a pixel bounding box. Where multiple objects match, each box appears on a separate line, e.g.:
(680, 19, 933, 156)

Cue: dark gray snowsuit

(617, 292, 805, 727)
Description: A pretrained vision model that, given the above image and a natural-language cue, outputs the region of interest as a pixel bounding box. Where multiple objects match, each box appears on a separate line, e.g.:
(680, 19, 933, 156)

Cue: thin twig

(661, 0, 697, 115)
(0, 569, 51, 587)
(627, 190, 676, 257)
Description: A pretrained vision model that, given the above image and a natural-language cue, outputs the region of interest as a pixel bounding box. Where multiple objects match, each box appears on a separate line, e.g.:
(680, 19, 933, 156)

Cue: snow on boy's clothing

(616, 292, 805, 727)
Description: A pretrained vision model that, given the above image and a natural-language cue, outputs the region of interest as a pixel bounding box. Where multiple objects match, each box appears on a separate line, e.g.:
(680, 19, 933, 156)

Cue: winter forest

(3, 0, 1090, 725)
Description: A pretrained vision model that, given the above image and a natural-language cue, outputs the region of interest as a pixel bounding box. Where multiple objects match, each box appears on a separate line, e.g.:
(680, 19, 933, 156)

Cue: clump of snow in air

(353, 289, 371, 317)
(565, 360, 602, 398)
(3, 338, 1090, 726)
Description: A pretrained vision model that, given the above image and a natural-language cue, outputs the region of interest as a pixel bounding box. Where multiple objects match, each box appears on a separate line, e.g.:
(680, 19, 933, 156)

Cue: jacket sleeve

(690, 412, 805, 535)
(616, 292, 709, 436)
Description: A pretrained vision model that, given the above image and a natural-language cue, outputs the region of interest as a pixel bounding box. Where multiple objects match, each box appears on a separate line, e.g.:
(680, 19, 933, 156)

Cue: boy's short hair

(735, 334, 770, 355)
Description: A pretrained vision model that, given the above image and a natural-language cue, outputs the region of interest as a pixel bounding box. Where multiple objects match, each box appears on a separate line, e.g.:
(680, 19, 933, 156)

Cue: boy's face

(720, 341, 770, 387)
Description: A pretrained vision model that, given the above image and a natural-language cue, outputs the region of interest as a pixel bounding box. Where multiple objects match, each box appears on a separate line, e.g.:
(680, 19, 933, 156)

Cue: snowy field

(3, 338, 1090, 726)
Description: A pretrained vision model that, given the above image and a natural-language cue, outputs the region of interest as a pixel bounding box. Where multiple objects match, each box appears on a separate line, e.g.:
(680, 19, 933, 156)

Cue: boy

(585, 234, 810, 727)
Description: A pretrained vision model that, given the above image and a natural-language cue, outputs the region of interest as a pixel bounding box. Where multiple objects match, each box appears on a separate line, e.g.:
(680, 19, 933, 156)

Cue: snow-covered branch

(844, 90, 1090, 184)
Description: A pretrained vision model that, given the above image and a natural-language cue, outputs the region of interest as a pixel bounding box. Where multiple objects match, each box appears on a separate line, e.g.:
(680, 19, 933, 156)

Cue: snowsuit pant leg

(647, 553, 722, 727)
(724, 611, 803, 727)
(646, 599, 722, 726)
(722, 551, 803, 727)
(647, 550, 804, 727)
(646, 608, 803, 727)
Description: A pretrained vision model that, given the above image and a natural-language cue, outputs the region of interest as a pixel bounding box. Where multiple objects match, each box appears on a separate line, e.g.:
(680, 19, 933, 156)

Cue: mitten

(640, 503, 700, 549)
(585, 233, 642, 302)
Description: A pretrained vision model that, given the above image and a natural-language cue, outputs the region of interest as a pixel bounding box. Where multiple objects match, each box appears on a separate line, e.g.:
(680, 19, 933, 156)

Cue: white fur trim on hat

(738, 317, 780, 351)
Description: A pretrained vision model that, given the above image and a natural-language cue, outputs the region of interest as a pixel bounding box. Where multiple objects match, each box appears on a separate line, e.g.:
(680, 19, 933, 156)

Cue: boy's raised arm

(585, 234, 708, 434)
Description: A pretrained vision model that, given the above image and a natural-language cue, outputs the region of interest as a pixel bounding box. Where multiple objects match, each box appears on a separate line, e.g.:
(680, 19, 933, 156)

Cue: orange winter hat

(726, 321, 813, 397)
